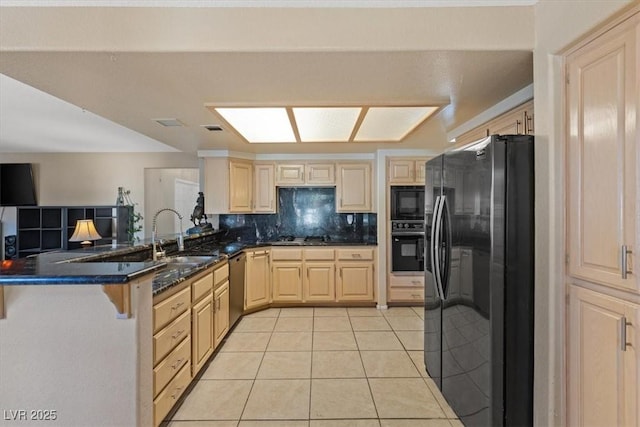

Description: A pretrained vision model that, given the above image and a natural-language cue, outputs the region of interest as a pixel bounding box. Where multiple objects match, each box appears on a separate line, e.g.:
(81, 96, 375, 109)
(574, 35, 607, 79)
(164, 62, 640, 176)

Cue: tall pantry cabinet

(566, 9, 639, 426)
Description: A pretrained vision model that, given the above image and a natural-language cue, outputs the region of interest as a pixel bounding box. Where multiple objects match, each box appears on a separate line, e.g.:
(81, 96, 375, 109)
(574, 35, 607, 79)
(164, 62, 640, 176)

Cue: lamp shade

(69, 219, 102, 245)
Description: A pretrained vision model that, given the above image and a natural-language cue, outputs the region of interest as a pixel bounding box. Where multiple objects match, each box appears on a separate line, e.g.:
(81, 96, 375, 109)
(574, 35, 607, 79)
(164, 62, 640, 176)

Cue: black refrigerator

(424, 134, 534, 427)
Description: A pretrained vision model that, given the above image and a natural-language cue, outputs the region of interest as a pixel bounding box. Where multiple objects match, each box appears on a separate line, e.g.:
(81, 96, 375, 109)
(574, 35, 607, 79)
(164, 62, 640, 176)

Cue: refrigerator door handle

(432, 195, 445, 300)
(440, 195, 452, 300)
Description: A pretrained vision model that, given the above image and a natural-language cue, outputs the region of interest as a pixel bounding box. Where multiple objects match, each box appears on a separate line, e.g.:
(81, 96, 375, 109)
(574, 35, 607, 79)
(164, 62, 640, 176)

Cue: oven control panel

(391, 221, 425, 233)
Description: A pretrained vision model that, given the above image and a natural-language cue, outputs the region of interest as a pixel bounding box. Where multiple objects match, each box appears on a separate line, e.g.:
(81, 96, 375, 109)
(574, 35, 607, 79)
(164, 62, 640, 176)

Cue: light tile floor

(168, 306, 462, 427)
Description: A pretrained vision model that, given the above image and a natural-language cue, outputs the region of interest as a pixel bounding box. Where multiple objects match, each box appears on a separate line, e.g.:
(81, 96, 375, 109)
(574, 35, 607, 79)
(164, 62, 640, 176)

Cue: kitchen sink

(164, 255, 218, 265)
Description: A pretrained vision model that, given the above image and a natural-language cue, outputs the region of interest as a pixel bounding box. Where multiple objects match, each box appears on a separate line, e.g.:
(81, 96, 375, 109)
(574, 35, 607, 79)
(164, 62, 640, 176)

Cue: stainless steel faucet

(152, 208, 184, 261)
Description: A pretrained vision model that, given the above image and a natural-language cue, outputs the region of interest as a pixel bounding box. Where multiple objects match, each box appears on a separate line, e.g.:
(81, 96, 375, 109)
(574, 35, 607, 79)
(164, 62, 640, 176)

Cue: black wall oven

(391, 221, 425, 272)
(390, 186, 425, 221)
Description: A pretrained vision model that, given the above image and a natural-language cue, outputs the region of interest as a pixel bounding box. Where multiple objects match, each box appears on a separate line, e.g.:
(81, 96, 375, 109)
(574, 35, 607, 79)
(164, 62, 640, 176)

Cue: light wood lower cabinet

(337, 262, 374, 301)
(305, 262, 336, 301)
(214, 280, 230, 348)
(272, 262, 303, 302)
(388, 274, 424, 303)
(267, 246, 375, 303)
(153, 335, 191, 397)
(191, 292, 214, 375)
(568, 285, 638, 426)
(152, 261, 230, 427)
(152, 283, 192, 427)
(245, 249, 271, 309)
(336, 247, 375, 301)
(154, 363, 191, 426)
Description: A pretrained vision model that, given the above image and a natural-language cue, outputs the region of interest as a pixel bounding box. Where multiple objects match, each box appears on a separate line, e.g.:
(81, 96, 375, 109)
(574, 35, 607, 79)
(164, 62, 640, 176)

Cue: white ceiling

(0, 3, 535, 154)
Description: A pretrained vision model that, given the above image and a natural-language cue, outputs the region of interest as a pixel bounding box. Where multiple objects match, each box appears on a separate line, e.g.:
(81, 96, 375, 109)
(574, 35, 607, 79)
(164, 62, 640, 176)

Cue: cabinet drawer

(271, 248, 303, 261)
(153, 286, 191, 333)
(154, 335, 191, 396)
(154, 311, 191, 365)
(213, 263, 229, 286)
(337, 248, 374, 261)
(305, 248, 335, 261)
(389, 275, 424, 288)
(389, 287, 424, 301)
(192, 271, 214, 302)
(153, 362, 191, 427)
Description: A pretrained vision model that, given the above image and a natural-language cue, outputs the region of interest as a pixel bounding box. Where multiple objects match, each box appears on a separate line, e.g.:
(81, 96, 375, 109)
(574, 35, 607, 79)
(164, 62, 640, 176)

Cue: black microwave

(390, 186, 425, 221)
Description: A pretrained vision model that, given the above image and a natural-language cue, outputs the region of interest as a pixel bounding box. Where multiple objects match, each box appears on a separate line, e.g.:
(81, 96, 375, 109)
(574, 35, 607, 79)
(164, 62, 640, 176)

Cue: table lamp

(69, 219, 102, 247)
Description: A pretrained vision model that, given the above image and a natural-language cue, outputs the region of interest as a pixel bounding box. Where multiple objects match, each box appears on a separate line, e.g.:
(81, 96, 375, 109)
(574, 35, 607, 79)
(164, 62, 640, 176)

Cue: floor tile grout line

(237, 333, 270, 422)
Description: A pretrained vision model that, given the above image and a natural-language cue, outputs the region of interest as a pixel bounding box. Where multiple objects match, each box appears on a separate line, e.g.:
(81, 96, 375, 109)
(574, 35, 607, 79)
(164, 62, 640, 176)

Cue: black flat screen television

(0, 163, 38, 206)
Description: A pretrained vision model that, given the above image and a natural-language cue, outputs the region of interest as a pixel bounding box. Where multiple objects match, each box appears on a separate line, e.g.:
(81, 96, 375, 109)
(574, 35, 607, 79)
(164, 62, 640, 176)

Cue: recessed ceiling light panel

(215, 107, 296, 143)
(293, 107, 361, 142)
(354, 106, 438, 141)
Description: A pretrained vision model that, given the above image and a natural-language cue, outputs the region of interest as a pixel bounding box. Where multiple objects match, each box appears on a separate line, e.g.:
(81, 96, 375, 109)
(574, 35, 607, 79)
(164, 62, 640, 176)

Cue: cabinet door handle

(171, 302, 184, 311)
(516, 120, 522, 134)
(172, 329, 185, 340)
(171, 386, 183, 400)
(621, 245, 632, 279)
(621, 317, 632, 351)
(525, 111, 534, 134)
(171, 358, 184, 370)
(216, 298, 221, 311)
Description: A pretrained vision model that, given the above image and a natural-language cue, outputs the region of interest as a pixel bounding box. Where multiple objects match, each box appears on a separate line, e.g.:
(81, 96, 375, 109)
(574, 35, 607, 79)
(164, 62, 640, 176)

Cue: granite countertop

(0, 255, 166, 285)
(0, 234, 376, 294)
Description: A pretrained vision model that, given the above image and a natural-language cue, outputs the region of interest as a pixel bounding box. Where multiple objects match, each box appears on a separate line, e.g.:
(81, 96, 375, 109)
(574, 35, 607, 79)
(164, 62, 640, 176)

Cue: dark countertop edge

(221, 241, 378, 258)
(0, 262, 167, 286)
(152, 256, 228, 296)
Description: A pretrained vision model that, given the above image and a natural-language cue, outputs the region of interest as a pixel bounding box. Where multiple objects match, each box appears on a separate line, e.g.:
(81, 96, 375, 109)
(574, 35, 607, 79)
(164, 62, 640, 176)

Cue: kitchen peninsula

(0, 232, 227, 427)
(0, 220, 377, 426)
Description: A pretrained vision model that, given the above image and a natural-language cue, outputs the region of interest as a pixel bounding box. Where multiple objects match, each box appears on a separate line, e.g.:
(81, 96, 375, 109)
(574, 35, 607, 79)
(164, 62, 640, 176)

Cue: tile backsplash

(219, 187, 376, 243)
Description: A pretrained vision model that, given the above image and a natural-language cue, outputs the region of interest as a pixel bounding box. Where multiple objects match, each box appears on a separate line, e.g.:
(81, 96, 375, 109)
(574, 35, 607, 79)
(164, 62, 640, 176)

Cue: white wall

(144, 168, 199, 238)
(0, 276, 153, 427)
(532, 1, 632, 425)
(0, 152, 198, 237)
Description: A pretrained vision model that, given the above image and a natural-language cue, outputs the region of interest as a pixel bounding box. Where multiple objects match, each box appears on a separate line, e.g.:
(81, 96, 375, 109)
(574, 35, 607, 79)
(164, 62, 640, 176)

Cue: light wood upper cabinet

(566, 17, 637, 293)
(568, 286, 638, 427)
(203, 158, 255, 214)
(245, 249, 271, 310)
(388, 158, 429, 185)
(254, 163, 276, 213)
(276, 164, 305, 185)
(276, 162, 335, 186)
(307, 163, 335, 185)
(455, 100, 534, 147)
(229, 160, 253, 213)
(336, 162, 372, 212)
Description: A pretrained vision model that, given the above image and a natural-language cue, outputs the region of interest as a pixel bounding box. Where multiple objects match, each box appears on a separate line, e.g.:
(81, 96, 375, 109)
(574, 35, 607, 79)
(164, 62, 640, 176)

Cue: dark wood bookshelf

(16, 205, 132, 258)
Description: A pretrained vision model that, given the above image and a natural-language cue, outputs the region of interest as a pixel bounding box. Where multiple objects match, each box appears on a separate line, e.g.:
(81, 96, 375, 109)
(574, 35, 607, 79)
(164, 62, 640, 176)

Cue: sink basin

(165, 255, 218, 265)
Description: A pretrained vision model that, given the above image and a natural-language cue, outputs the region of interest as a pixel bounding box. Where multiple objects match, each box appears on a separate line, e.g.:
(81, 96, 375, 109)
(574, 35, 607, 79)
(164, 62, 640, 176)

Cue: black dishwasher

(228, 252, 245, 328)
